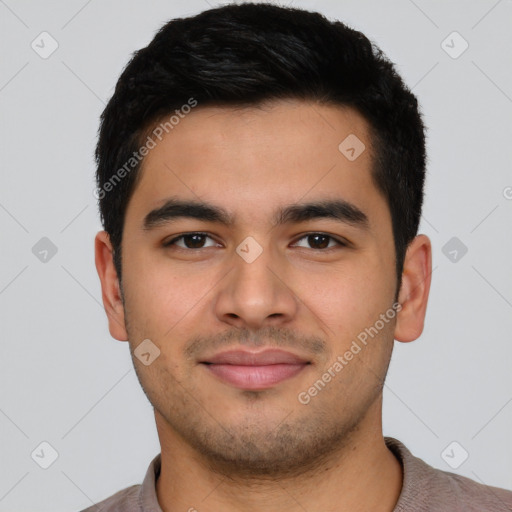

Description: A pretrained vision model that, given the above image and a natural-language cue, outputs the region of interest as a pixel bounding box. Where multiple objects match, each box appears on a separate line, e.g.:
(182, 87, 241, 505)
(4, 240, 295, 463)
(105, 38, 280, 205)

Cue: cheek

(123, 245, 192, 312)
(297, 259, 395, 340)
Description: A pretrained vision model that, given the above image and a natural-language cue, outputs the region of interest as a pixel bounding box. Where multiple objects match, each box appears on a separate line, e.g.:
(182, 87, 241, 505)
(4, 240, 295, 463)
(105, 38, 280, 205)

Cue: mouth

(199, 349, 311, 390)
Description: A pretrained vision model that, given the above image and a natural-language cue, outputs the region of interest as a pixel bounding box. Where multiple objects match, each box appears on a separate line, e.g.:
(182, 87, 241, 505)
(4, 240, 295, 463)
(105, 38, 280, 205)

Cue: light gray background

(1, 0, 511, 510)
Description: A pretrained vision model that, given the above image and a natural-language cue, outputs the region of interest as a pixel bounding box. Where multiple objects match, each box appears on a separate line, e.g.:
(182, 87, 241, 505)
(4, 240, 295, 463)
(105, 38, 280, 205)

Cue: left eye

(292, 233, 345, 250)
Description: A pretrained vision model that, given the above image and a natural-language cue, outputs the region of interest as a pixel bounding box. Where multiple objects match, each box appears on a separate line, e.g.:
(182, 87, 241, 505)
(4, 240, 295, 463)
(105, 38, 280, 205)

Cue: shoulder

(426, 466, 512, 511)
(77, 453, 162, 511)
(386, 437, 512, 512)
(78, 484, 141, 512)
(79, 485, 141, 512)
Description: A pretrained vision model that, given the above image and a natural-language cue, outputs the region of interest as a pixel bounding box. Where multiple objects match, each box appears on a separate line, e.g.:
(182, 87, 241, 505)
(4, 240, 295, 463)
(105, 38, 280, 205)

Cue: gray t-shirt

(80, 437, 512, 511)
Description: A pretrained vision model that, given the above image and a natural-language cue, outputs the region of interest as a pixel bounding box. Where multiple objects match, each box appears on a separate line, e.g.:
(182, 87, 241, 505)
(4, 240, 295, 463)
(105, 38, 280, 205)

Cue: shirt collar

(138, 453, 163, 511)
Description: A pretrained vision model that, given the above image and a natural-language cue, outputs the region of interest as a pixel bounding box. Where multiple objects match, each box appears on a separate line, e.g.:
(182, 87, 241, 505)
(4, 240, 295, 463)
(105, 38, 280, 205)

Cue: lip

(202, 349, 309, 365)
(200, 349, 310, 390)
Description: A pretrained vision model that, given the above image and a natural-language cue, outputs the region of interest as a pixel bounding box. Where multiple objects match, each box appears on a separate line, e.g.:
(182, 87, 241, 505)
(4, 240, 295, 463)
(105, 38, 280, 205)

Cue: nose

(213, 240, 299, 331)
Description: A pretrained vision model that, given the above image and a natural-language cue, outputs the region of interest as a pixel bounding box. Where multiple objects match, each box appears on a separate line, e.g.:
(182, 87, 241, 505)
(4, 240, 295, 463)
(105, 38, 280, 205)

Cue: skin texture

(95, 98, 432, 512)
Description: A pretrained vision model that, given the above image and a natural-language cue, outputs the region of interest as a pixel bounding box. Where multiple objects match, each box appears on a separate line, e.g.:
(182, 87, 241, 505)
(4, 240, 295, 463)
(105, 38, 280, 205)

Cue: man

(89, 2, 512, 511)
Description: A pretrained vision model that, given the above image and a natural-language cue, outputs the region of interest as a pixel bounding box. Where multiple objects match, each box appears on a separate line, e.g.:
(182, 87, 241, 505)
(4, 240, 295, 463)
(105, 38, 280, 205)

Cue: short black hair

(95, 2, 427, 294)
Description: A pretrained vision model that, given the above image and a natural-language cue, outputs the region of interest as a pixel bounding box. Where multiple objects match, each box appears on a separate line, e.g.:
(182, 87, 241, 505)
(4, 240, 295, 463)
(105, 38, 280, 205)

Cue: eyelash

(162, 232, 347, 251)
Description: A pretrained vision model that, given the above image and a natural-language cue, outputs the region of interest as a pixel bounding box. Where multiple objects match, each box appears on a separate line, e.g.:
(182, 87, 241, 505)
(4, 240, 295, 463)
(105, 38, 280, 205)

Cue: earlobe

(94, 230, 129, 341)
(394, 234, 432, 343)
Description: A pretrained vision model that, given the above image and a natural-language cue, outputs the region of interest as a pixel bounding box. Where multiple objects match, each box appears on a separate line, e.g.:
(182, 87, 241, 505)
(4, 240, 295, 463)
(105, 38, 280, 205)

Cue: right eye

(162, 232, 220, 250)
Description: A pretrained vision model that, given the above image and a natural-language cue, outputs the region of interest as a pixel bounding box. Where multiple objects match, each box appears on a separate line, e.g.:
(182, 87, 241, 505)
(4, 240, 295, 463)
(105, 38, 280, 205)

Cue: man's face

(106, 99, 402, 475)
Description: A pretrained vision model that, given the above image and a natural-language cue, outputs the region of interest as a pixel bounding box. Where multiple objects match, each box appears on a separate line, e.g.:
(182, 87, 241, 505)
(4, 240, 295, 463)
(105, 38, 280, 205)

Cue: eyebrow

(142, 196, 369, 231)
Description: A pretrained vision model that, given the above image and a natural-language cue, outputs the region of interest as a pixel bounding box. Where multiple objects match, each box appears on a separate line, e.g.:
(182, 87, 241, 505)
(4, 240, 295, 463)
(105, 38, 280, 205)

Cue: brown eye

(164, 233, 217, 249)
(293, 233, 345, 250)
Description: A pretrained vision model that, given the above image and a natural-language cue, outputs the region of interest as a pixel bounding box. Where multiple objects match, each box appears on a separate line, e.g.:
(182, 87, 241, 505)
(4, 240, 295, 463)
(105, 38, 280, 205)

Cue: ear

(394, 234, 432, 343)
(94, 230, 128, 341)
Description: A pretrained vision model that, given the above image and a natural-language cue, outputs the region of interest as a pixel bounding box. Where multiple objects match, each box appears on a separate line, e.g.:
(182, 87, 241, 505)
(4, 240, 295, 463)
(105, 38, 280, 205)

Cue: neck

(155, 403, 403, 512)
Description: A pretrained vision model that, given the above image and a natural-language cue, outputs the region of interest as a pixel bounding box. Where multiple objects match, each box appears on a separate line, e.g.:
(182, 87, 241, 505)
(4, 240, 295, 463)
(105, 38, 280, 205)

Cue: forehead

(140, 99, 372, 166)
(125, 99, 386, 229)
